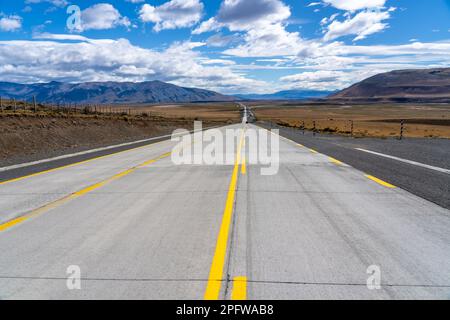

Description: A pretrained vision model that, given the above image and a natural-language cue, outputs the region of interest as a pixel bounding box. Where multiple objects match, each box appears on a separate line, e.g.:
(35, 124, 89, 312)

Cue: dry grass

(253, 104, 450, 138)
(0, 102, 241, 123)
(127, 103, 241, 122)
(0, 100, 241, 123)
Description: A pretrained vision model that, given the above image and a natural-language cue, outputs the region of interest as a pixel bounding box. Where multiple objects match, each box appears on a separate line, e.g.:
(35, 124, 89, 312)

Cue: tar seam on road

(0, 275, 447, 289)
(1, 275, 447, 289)
(204, 127, 246, 300)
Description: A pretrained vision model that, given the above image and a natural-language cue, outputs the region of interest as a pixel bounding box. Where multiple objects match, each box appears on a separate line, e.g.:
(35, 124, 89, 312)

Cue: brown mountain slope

(330, 68, 450, 102)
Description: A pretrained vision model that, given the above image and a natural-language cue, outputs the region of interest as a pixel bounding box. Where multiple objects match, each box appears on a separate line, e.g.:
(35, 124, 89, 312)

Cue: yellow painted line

(0, 216, 28, 232)
(0, 141, 167, 186)
(241, 137, 247, 175)
(139, 159, 158, 167)
(309, 148, 318, 154)
(329, 157, 343, 165)
(204, 128, 245, 300)
(231, 276, 247, 300)
(241, 156, 247, 175)
(74, 169, 135, 197)
(0, 153, 172, 233)
(0, 193, 79, 232)
(297, 143, 304, 147)
(365, 175, 396, 188)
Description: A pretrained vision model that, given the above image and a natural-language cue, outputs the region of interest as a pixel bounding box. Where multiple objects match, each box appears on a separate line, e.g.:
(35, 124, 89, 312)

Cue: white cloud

(320, 13, 339, 26)
(80, 3, 130, 31)
(223, 23, 304, 57)
(33, 33, 90, 41)
(0, 37, 267, 93)
(1, 34, 450, 93)
(194, 0, 304, 58)
(22, 6, 33, 13)
(0, 15, 22, 32)
(322, 0, 386, 11)
(199, 59, 236, 66)
(139, 0, 204, 32)
(193, 17, 220, 34)
(280, 70, 350, 90)
(25, 0, 68, 7)
(324, 9, 392, 41)
(275, 39, 450, 90)
(194, 0, 290, 33)
(3, 0, 450, 94)
(206, 33, 241, 47)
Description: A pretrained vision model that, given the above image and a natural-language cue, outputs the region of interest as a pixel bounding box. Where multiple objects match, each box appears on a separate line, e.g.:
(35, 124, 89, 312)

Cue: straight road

(0, 123, 449, 299)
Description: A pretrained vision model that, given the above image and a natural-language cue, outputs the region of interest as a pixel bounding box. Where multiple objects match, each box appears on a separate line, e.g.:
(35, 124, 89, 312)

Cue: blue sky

(0, 0, 449, 94)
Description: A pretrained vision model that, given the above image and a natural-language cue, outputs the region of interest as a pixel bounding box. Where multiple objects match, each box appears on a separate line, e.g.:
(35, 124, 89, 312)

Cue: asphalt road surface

(260, 123, 450, 209)
(0, 123, 449, 300)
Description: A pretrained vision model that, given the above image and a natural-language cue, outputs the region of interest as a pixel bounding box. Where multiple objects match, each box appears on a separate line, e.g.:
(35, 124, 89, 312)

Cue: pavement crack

(245, 279, 450, 288)
(0, 275, 224, 283)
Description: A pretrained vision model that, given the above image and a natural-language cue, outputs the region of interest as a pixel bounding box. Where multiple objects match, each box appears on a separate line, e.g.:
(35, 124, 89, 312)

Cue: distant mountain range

(1, 68, 449, 104)
(237, 89, 335, 100)
(329, 68, 450, 103)
(0, 81, 236, 104)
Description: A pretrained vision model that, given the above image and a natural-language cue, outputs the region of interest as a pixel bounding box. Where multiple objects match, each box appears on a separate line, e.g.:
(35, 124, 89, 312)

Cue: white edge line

(355, 148, 450, 175)
(0, 125, 221, 173)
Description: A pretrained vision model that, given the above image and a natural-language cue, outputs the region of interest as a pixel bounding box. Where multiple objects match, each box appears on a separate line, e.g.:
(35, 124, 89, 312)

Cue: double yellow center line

(204, 128, 247, 300)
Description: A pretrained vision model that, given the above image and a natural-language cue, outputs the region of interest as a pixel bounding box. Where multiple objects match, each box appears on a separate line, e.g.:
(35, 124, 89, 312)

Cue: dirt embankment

(0, 113, 229, 167)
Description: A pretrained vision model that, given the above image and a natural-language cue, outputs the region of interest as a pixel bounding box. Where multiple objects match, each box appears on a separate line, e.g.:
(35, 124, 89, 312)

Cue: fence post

(0, 96, 2, 112)
(302, 121, 305, 135)
(33, 96, 37, 112)
(350, 120, 354, 137)
(313, 121, 316, 137)
(13, 98, 17, 113)
(400, 120, 405, 140)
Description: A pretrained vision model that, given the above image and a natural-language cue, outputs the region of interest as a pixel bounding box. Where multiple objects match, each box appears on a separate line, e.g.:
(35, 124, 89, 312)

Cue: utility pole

(0, 96, 2, 112)
(13, 98, 17, 113)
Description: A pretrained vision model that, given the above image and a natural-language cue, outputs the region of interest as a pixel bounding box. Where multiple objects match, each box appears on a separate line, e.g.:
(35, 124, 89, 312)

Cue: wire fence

(0, 96, 150, 117)
(267, 118, 408, 140)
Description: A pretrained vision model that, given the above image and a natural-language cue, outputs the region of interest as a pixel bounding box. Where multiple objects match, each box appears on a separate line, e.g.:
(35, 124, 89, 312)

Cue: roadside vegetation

(251, 103, 450, 139)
